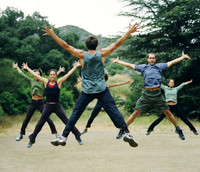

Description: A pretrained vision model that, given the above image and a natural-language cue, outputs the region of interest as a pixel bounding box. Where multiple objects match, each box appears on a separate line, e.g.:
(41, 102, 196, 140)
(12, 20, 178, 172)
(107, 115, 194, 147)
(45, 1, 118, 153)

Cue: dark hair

(48, 69, 57, 76)
(33, 68, 43, 76)
(147, 52, 156, 58)
(104, 73, 108, 81)
(85, 35, 98, 50)
(168, 79, 174, 84)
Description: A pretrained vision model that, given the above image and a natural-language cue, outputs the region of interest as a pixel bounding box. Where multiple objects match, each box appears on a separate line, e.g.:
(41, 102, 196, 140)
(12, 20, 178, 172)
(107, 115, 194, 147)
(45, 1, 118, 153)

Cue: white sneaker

(51, 138, 59, 146)
(81, 128, 87, 135)
(123, 133, 138, 147)
(58, 136, 67, 146)
(51, 136, 67, 146)
(16, 134, 23, 141)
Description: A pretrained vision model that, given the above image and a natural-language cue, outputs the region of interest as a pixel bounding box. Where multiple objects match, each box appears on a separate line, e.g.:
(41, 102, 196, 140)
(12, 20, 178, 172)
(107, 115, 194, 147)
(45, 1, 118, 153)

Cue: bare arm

(22, 62, 48, 84)
(57, 61, 81, 87)
(13, 62, 22, 73)
(13, 62, 32, 81)
(167, 52, 191, 68)
(57, 66, 65, 76)
(111, 57, 135, 70)
(184, 79, 193, 85)
(42, 25, 84, 59)
(107, 80, 131, 88)
(100, 23, 140, 58)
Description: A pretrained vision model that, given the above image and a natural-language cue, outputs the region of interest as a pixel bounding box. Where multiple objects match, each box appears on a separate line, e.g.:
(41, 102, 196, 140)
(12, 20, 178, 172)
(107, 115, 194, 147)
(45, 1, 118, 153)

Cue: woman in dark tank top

(21, 61, 83, 148)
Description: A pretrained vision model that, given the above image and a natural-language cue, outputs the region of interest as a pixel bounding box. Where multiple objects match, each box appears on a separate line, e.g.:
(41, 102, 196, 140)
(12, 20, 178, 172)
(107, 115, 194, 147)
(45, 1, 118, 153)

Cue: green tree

(0, 7, 86, 114)
(119, 0, 200, 119)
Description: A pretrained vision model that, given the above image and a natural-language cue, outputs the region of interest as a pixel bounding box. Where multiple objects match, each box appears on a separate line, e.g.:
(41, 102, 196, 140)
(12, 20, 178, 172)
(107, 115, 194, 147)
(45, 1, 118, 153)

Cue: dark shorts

(135, 89, 168, 112)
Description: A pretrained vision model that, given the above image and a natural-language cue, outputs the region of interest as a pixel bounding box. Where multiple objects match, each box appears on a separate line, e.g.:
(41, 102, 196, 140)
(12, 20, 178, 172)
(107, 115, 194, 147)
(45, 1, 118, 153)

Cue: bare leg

(116, 109, 141, 140)
(126, 109, 142, 126)
(163, 109, 178, 127)
(163, 109, 185, 140)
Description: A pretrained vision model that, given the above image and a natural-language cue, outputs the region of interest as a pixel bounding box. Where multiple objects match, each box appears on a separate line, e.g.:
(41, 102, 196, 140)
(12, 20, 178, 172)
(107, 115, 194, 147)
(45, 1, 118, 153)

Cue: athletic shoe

(146, 130, 153, 135)
(51, 138, 59, 146)
(77, 138, 83, 145)
(191, 130, 199, 135)
(116, 129, 124, 139)
(27, 141, 35, 148)
(51, 136, 67, 146)
(16, 134, 23, 141)
(58, 136, 67, 146)
(123, 133, 138, 147)
(81, 128, 87, 135)
(175, 128, 185, 140)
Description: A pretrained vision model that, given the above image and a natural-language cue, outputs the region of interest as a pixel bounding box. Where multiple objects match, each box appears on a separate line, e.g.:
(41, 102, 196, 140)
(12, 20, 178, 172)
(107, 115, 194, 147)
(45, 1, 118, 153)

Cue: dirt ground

(0, 120, 199, 172)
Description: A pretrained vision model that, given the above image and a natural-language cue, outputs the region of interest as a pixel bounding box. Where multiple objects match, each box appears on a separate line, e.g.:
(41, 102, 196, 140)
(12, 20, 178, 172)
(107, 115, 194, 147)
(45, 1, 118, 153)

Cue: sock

(176, 126, 180, 130)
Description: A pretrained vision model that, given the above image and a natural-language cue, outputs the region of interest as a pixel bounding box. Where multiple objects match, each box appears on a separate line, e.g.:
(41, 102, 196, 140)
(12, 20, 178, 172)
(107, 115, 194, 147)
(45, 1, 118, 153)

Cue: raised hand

(111, 57, 119, 64)
(186, 79, 193, 85)
(22, 62, 28, 70)
(13, 62, 18, 69)
(59, 66, 65, 73)
(128, 23, 140, 33)
(42, 25, 54, 37)
(182, 52, 191, 60)
(73, 60, 81, 67)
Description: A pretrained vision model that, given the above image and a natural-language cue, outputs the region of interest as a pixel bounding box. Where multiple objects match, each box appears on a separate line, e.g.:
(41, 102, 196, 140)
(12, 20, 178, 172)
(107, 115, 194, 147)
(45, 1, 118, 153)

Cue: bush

(59, 88, 75, 109)
(0, 105, 4, 122)
(0, 86, 31, 115)
(0, 91, 19, 115)
(105, 63, 124, 76)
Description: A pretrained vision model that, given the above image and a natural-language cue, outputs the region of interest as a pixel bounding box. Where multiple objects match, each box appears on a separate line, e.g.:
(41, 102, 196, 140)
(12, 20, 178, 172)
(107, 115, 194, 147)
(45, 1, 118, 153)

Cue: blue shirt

(82, 50, 106, 94)
(135, 63, 168, 88)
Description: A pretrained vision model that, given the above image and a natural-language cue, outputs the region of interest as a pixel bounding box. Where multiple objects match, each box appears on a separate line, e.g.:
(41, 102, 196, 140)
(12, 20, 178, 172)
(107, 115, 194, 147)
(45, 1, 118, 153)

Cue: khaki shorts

(135, 89, 168, 112)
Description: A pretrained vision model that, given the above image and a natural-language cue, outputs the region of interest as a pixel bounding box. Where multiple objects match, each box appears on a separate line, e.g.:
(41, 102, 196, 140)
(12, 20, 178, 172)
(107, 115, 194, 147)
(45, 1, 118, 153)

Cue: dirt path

(0, 122, 199, 172)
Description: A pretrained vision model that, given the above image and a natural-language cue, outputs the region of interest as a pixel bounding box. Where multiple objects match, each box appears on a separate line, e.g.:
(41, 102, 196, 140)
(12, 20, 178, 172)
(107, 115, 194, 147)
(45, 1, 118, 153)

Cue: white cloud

(1, 0, 136, 37)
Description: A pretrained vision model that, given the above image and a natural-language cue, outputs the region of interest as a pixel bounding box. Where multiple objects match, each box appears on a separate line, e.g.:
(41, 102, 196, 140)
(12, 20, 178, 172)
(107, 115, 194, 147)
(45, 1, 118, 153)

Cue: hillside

(58, 25, 111, 48)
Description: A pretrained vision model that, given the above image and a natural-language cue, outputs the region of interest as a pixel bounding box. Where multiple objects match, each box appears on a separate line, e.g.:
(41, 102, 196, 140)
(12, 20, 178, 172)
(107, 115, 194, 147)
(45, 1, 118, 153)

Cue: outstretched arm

(57, 61, 81, 87)
(100, 23, 140, 57)
(111, 57, 135, 70)
(13, 62, 32, 81)
(107, 80, 131, 88)
(176, 79, 193, 91)
(22, 62, 48, 84)
(42, 25, 84, 59)
(57, 66, 65, 76)
(184, 79, 193, 85)
(167, 52, 191, 68)
(13, 62, 22, 73)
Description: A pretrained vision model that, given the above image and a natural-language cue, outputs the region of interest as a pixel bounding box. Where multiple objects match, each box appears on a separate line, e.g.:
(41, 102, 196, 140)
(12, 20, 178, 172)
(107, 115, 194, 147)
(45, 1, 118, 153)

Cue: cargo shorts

(135, 89, 168, 112)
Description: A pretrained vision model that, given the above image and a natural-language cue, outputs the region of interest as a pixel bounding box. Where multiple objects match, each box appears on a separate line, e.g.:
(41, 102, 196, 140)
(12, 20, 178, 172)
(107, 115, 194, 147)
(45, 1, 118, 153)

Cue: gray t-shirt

(135, 63, 168, 88)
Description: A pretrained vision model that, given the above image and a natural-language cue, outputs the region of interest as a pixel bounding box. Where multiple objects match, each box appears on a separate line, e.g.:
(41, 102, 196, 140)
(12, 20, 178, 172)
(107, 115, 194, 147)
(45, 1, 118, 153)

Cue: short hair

(48, 69, 57, 76)
(33, 68, 43, 76)
(147, 52, 156, 58)
(85, 35, 98, 50)
(104, 73, 109, 81)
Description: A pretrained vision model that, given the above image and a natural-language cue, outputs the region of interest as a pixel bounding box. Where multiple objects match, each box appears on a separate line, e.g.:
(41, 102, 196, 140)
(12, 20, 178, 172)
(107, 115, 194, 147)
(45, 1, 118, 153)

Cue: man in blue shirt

(112, 52, 191, 141)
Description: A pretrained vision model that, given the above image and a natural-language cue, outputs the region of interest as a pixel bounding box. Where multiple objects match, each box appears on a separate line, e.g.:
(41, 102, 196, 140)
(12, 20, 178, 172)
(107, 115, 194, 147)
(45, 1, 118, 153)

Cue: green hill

(58, 25, 111, 48)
